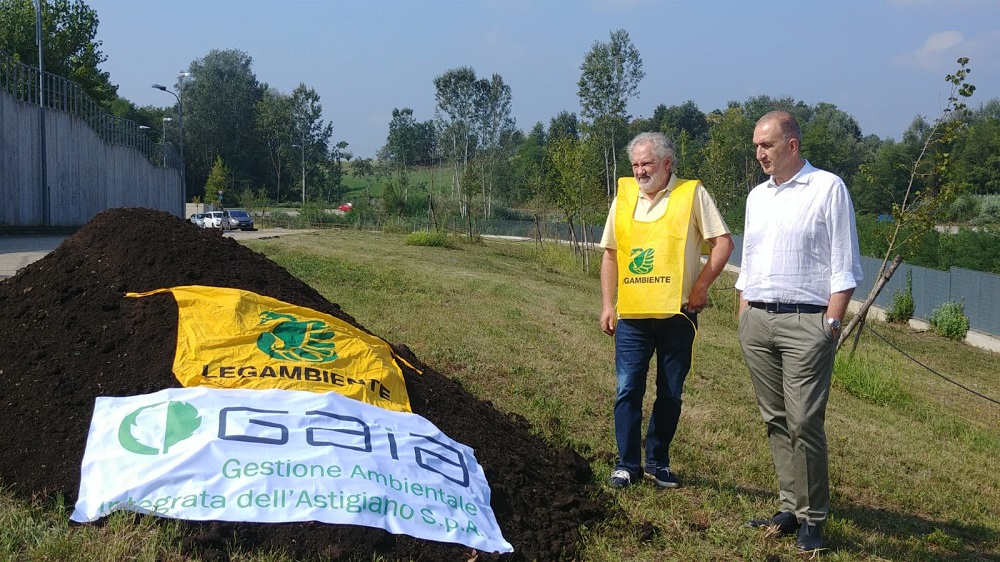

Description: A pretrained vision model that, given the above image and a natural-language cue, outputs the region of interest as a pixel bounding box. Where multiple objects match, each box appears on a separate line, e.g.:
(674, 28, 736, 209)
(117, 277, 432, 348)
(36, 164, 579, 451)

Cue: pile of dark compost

(0, 208, 608, 561)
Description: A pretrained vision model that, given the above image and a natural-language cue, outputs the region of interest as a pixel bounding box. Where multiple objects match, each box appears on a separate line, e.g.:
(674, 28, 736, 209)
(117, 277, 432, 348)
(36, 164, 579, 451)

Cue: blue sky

(87, 0, 999, 159)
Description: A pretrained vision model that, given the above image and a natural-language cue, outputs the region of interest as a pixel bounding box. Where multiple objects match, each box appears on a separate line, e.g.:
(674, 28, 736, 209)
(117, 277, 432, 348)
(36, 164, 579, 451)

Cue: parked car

(222, 209, 255, 231)
(203, 211, 224, 229)
(190, 213, 207, 228)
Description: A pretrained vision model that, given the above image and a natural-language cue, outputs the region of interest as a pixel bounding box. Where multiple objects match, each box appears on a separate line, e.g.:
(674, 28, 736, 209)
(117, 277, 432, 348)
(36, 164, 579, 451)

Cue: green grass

(3, 229, 998, 560)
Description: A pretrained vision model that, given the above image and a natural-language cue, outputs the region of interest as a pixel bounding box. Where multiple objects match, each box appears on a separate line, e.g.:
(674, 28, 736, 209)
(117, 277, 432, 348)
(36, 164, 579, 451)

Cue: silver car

(222, 209, 255, 231)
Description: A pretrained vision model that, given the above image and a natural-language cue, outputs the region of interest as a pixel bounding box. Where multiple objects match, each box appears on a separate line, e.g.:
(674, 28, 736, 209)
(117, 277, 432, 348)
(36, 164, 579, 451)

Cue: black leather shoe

(795, 520, 824, 551)
(745, 511, 798, 534)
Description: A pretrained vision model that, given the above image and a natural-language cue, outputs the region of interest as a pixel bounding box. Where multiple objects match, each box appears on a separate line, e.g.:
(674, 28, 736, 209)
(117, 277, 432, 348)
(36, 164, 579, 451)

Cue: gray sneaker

(608, 469, 637, 489)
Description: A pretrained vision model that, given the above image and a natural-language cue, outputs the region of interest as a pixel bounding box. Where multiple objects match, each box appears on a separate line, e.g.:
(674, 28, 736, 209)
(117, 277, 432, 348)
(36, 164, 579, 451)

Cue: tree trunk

(837, 254, 903, 350)
(567, 216, 579, 254)
(534, 214, 543, 252)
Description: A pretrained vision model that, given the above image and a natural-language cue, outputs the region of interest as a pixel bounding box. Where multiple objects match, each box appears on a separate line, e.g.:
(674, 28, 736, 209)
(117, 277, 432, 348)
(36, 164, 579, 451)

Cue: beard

(638, 178, 662, 194)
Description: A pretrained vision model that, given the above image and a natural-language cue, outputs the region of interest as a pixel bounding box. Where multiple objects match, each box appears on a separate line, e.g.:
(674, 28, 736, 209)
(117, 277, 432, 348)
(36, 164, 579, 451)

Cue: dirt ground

(0, 208, 610, 561)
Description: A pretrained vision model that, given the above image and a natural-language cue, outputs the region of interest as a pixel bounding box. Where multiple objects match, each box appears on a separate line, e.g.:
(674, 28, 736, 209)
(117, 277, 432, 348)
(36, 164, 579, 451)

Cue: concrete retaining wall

(1, 87, 181, 227)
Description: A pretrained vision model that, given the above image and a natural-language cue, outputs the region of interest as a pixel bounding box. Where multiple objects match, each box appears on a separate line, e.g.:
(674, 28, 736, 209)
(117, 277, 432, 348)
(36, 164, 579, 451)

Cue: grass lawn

(3, 228, 997, 561)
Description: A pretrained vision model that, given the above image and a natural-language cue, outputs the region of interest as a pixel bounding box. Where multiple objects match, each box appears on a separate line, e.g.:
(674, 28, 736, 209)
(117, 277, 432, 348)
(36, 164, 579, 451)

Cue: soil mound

(0, 208, 608, 561)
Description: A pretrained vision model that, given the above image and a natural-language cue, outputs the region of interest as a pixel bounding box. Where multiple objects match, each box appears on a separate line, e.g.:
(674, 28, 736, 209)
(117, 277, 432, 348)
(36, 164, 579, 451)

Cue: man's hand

(600, 306, 616, 336)
(600, 249, 618, 336)
(686, 286, 708, 313)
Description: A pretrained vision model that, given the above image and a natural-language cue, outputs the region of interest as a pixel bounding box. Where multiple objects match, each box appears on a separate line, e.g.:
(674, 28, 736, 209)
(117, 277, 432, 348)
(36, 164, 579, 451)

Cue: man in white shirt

(736, 111, 863, 552)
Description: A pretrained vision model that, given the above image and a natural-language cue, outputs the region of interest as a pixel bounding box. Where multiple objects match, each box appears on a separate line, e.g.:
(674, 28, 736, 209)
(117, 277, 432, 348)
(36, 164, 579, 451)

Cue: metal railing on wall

(0, 47, 172, 167)
(432, 220, 1000, 338)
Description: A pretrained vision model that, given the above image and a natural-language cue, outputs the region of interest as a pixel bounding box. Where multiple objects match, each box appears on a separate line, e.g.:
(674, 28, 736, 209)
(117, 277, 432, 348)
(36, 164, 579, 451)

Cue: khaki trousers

(738, 306, 836, 524)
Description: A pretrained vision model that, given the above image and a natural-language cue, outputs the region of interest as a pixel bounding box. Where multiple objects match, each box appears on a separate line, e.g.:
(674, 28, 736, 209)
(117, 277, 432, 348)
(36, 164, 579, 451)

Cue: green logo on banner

(118, 401, 202, 455)
(628, 248, 655, 275)
(256, 311, 338, 362)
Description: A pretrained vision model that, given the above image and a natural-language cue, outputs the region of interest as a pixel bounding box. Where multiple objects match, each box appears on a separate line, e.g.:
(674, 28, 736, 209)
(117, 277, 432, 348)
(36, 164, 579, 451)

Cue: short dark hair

(759, 110, 801, 144)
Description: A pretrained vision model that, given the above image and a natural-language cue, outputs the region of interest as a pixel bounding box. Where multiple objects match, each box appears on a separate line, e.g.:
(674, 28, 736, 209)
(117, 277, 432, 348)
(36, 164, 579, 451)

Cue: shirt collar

(767, 160, 815, 189)
(641, 174, 677, 202)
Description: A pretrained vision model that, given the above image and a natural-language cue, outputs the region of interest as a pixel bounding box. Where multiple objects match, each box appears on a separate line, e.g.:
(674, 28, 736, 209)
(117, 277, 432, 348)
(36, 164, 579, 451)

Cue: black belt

(748, 302, 826, 314)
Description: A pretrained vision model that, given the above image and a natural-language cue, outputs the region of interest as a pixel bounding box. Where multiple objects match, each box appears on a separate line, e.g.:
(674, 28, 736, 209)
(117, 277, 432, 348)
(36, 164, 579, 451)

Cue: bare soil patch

(0, 208, 609, 561)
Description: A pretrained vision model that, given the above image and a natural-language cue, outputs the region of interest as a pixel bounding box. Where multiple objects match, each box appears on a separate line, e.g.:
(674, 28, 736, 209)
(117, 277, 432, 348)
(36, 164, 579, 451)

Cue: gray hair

(627, 132, 676, 162)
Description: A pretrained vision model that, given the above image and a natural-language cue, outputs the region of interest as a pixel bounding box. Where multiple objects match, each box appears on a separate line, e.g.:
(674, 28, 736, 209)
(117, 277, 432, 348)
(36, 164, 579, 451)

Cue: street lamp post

(161, 117, 172, 166)
(152, 83, 185, 216)
(292, 143, 306, 206)
(138, 125, 151, 158)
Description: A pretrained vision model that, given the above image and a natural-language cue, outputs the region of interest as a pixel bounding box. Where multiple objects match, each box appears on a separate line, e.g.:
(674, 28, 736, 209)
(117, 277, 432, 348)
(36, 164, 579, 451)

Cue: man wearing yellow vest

(599, 132, 733, 489)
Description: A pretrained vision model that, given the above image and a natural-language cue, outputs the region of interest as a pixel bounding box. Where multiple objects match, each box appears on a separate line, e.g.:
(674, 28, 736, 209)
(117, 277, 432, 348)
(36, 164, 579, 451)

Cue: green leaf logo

(256, 311, 338, 362)
(118, 401, 202, 455)
(628, 248, 655, 275)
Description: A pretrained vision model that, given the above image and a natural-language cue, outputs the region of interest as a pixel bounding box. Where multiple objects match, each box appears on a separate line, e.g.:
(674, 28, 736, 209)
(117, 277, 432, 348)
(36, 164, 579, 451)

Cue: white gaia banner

(71, 387, 513, 554)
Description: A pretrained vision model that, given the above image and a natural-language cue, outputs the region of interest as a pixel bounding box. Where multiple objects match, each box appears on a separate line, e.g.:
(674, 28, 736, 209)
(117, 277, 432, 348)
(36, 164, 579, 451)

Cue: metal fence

(0, 48, 171, 167)
(731, 234, 1000, 337)
(449, 222, 1000, 338)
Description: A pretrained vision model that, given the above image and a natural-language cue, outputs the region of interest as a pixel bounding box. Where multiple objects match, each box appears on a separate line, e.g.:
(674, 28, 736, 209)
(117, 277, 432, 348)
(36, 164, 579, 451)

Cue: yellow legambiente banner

(126, 286, 413, 412)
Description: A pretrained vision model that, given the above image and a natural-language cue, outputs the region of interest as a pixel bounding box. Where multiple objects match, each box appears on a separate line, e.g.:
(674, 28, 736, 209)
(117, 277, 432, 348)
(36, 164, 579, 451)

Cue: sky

(85, 0, 1000, 160)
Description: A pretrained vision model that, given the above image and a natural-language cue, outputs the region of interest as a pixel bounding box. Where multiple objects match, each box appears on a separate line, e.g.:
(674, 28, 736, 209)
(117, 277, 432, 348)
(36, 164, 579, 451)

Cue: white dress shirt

(735, 161, 863, 305)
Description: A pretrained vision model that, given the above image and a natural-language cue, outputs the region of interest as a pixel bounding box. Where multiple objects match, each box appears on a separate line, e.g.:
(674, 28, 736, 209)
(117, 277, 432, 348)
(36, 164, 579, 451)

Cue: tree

(850, 134, 914, 215)
(801, 102, 864, 182)
(352, 157, 383, 206)
(204, 155, 231, 208)
(741, 95, 811, 126)
(511, 121, 548, 204)
(660, 100, 710, 178)
(948, 98, 1000, 195)
(548, 110, 579, 143)
(577, 28, 644, 198)
(183, 49, 265, 197)
(255, 85, 295, 202)
(548, 134, 604, 271)
(0, 0, 117, 105)
(380, 107, 422, 185)
(289, 83, 333, 205)
(840, 58, 976, 349)
(325, 140, 351, 204)
(472, 73, 515, 218)
(699, 106, 757, 228)
(434, 66, 479, 214)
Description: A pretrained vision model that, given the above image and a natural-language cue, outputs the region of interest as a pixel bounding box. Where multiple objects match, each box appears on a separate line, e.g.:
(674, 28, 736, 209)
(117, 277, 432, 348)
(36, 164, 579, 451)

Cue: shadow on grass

(833, 503, 1000, 561)
(685, 476, 998, 560)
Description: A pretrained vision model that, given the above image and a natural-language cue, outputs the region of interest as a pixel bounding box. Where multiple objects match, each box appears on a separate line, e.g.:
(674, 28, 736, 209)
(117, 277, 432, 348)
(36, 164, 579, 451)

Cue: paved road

(0, 228, 309, 280)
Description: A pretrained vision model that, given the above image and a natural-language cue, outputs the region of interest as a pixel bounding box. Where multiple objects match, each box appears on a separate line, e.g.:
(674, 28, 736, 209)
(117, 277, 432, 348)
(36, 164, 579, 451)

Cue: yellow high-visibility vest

(614, 177, 698, 318)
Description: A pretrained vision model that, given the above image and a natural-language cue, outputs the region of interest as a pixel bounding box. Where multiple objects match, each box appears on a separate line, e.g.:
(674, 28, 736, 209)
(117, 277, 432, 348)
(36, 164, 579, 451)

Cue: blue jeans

(614, 313, 697, 475)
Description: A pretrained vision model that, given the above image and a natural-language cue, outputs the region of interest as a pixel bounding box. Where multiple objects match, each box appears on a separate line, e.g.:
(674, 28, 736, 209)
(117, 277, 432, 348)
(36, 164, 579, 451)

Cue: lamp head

(152, 84, 167, 91)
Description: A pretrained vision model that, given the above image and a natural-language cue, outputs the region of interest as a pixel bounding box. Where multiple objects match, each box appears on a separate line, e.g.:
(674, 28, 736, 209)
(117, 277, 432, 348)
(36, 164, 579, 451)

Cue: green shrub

(886, 270, 915, 323)
(927, 300, 970, 341)
(948, 194, 981, 222)
(971, 194, 1000, 225)
(405, 230, 451, 248)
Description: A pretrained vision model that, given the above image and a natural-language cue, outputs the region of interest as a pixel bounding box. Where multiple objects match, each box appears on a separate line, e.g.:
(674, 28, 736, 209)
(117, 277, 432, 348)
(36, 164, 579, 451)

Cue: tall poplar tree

(577, 28, 644, 199)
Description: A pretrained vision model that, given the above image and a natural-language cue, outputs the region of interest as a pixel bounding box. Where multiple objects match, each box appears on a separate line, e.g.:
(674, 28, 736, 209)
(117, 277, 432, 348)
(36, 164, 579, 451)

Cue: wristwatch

(827, 318, 842, 331)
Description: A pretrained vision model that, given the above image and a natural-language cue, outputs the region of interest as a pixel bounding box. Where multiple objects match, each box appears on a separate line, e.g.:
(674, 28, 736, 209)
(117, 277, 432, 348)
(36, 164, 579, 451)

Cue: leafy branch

(839, 58, 975, 350)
